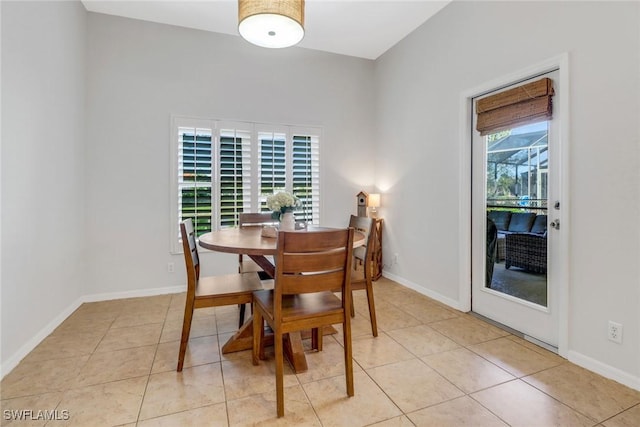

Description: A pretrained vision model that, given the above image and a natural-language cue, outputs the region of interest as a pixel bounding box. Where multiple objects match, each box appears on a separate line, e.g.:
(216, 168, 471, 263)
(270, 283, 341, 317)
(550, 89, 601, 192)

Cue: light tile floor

(2, 277, 639, 426)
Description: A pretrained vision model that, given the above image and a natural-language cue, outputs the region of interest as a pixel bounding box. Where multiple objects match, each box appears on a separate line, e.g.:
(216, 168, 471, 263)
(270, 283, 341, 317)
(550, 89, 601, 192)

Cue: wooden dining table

(198, 226, 364, 373)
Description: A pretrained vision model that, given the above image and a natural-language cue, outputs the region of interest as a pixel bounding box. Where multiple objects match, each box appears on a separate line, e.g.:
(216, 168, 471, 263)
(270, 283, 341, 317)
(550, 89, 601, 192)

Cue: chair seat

(253, 289, 344, 325)
(195, 273, 263, 302)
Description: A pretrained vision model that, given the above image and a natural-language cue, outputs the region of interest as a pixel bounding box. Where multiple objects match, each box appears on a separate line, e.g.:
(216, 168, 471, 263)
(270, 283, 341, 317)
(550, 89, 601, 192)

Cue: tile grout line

(133, 300, 172, 424)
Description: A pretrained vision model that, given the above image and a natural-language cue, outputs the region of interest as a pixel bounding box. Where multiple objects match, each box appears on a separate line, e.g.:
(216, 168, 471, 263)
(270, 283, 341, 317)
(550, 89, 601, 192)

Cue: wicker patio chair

(504, 232, 547, 274)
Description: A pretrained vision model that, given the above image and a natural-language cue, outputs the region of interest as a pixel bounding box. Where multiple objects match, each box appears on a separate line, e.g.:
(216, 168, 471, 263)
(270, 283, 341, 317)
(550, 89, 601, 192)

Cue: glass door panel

(485, 122, 549, 307)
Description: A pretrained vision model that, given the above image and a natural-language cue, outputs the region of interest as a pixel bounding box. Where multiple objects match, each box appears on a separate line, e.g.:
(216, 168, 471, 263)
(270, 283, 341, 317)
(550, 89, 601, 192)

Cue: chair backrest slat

(280, 229, 350, 252)
(280, 270, 347, 294)
(282, 250, 347, 274)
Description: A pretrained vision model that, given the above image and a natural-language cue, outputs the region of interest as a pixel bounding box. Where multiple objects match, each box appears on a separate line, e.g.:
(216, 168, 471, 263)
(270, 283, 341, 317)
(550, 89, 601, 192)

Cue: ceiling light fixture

(238, 0, 305, 49)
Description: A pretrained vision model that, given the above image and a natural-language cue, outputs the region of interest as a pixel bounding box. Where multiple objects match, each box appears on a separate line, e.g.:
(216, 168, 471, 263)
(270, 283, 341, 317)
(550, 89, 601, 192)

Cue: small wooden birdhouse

(356, 191, 369, 217)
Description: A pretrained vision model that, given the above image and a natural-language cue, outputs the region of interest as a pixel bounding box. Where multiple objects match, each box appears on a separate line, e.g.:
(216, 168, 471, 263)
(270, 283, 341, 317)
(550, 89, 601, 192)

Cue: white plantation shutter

(292, 131, 320, 224)
(258, 129, 287, 211)
(177, 124, 213, 238)
(219, 124, 252, 228)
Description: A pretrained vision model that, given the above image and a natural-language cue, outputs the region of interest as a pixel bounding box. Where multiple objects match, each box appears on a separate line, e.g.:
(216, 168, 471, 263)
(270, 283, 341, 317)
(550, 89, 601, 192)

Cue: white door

(471, 69, 564, 349)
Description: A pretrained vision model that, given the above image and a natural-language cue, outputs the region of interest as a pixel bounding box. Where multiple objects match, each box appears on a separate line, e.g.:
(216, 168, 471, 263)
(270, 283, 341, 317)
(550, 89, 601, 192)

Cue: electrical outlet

(393, 253, 399, 265)
(167, 262, 175, 273)
(608, 321, 623, 344)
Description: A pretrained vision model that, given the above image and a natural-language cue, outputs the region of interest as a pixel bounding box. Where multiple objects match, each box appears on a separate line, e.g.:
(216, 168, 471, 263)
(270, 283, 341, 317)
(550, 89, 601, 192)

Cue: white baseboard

(1, 285, 185, 380)
(82, 285, 184, 303)
(381, 270, 467, 312)
(567, 350, 640, 392)
(381, 271, 640, 393)
(0, 297, 84, 379)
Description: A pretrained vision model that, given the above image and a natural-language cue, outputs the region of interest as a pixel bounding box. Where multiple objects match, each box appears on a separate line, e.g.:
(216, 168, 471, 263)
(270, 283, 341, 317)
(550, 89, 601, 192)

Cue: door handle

(550, 219, 560, 230)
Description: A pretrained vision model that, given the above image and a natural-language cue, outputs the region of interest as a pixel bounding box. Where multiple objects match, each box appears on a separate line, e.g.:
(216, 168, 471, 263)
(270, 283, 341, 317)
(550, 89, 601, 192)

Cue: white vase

(280, 211, 295, 231)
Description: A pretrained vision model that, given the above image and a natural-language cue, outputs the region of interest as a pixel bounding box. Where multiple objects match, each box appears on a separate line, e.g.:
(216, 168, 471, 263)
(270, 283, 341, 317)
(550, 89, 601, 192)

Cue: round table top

(198, 226, 364, 255)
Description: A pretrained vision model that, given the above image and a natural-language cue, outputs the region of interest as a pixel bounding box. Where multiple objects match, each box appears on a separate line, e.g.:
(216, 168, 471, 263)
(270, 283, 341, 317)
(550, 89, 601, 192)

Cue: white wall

(1, 1, 87, 373)
(375, 1, 640, 386)
(84, 13, 376, 296)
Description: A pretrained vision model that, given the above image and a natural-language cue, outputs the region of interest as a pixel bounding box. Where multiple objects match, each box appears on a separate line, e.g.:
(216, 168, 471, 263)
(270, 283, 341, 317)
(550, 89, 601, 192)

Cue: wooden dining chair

(238, 212, 277, 273)
(252, 228, 355, 417)
(177, 219, 263, 372)
(236, 212, 277, 327)
(348, 215, 379, 336)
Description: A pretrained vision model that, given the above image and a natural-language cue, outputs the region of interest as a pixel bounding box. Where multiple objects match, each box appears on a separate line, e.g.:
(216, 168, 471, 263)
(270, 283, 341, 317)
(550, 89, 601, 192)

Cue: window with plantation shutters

(170, 117, 322, 253)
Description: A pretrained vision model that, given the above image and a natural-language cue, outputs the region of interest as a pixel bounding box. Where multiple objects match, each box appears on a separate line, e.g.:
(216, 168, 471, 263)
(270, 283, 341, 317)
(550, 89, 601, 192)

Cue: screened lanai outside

(487, 122, 548, 211)
(486, 122, 549, 307)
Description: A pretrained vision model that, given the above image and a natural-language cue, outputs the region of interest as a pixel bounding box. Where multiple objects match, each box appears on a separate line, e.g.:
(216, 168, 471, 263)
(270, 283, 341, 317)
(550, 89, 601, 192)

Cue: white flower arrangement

(266, 191, 301, 219)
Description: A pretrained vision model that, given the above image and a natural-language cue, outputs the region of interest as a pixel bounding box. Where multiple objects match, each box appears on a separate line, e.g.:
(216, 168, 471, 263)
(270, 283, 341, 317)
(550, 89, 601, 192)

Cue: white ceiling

(81, 0, 451, 60)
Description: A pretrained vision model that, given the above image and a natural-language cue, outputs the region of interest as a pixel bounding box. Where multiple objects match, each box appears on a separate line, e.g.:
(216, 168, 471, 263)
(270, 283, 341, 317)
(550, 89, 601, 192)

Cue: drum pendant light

(238, 0, 305, 48)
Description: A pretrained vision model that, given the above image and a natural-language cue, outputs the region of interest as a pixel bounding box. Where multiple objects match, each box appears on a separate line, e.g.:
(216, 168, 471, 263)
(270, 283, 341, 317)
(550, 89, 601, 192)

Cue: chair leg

(275, 329, 285, 417)
(252, 308, 263, 366)
(365, 281, 378, 337)
(259, 324, 266, 361)
(343, 316, 354, 397)
(311, 327, 323, 351)
(177, 300, 195, 372)
(239, 303, 246, 329)
(349, 291, 356, 318)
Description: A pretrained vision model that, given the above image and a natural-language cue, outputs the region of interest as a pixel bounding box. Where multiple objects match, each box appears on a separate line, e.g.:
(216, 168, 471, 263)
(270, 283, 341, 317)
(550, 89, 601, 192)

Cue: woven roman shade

(476, 77, 554, 135)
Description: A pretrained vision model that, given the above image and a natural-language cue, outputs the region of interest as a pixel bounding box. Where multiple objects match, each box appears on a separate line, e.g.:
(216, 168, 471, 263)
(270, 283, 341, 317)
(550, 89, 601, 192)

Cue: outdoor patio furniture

(488, 211, 546, 261)
(505, 232, 547, 273)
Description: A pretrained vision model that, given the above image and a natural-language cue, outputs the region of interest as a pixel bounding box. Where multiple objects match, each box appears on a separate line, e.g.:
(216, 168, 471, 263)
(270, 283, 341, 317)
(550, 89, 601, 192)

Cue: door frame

(457, 54, 570, 357)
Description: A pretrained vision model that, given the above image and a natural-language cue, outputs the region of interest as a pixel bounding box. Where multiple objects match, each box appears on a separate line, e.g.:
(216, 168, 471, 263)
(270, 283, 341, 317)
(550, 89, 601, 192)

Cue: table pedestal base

(221, 319, 337, 373)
